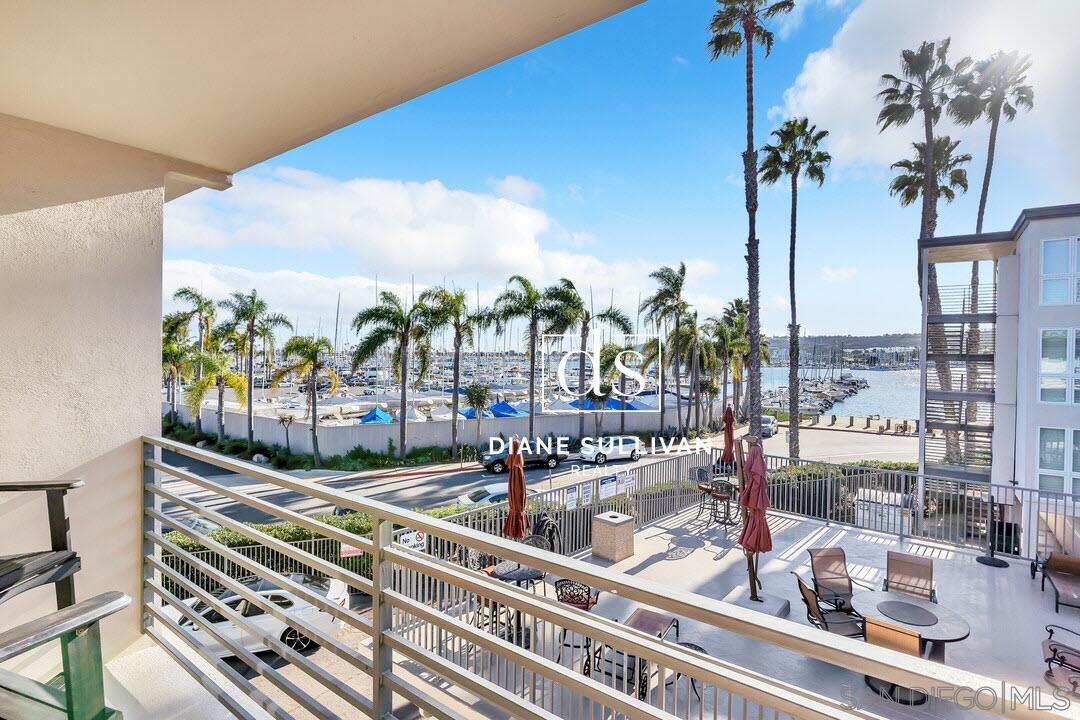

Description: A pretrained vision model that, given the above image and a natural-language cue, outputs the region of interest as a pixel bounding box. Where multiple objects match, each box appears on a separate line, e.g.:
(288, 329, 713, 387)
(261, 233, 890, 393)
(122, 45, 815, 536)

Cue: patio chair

(1045, 625, 1080, 696)
(520, 534, 552, 595)
(793, 573, 863, 638)
(807, 547, 874, 612)
(554, 579, 600, 663)
(882, 551, 937, 603)
(1035, 554, 1080, 614)
(459, 549, 506, 631)
(863, 617, 931, 705)
(0, 480, 83, 609)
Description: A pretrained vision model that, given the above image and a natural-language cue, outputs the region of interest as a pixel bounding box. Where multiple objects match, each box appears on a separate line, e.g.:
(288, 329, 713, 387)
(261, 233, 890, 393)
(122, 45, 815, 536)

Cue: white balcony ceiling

(1, 1, 638, 188)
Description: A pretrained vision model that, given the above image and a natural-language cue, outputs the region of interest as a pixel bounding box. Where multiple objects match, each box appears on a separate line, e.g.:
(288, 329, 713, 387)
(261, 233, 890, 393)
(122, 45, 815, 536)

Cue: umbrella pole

(746, 550, 762, 602)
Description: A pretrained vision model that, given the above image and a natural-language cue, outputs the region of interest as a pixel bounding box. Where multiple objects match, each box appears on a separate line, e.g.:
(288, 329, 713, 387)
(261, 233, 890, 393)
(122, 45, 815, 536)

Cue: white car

(580, 436, 645, 465)
(456, 484, 539, 507)
(760, 416, 778, 438)
(174, 574, 348, 658)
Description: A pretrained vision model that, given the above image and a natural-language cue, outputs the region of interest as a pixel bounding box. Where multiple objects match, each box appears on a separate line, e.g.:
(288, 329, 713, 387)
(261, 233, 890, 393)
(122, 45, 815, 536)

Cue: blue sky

(164, 0, 1080, 343)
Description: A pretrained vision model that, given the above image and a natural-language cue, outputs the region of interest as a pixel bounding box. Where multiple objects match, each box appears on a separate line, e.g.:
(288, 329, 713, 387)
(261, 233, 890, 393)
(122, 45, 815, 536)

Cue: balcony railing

(141, 436, 1061, 720)
(931, 284, 997, 316)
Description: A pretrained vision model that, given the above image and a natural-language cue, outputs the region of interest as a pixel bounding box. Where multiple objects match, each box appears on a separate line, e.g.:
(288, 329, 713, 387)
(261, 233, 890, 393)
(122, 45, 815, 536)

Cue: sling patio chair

(863, 617, 933, 705)
(793, 573, 863, 639)
(1044, 624, 1080, 697)
(807, 547, 875, 612)
(0, 479, 83, 609)
(882, 551, 937, 603)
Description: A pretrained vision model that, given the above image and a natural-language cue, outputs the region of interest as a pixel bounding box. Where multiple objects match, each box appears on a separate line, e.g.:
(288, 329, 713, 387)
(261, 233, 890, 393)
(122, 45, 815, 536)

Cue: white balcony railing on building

(141, 437, 1061, 720)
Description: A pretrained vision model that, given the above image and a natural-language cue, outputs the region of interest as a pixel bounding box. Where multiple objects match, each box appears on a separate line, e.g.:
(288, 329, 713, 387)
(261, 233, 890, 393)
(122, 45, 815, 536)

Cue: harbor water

(758, 367, 920, 419)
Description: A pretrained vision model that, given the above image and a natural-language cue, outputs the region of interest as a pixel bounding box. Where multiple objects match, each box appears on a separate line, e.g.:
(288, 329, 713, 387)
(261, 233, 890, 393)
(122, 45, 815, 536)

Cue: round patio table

(850, 591, 970, 648)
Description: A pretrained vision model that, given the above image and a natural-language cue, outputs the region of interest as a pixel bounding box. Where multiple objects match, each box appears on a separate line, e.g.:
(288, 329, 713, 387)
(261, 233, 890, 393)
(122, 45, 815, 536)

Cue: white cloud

(673, 55, 689, 67)
(487, 174, 545, 204)
(780, 0, 1080, 192)
(166, 168, 549, 278)
(820, 265, 858, 283)
(777, 0, 849, 40)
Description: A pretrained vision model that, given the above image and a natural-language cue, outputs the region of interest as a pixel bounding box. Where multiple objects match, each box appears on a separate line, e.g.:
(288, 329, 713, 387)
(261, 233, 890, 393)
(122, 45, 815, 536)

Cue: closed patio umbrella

(737, 437, 771, 602)
(721, 405, 735, 471)
(501, 439, 529, 540)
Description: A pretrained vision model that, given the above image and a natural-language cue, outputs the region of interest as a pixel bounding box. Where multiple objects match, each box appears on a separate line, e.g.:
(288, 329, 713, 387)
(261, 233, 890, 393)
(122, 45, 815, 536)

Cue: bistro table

(850, 590, 970, 661)
(490, 560, 544, 648)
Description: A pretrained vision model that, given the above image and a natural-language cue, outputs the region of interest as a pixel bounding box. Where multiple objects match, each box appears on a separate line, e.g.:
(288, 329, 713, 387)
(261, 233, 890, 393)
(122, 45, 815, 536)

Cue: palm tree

(256, 314, 294, 384)
(640, 263, 688, 435)
(704, 317, 733, 414)
(351, 292, 433, 459)
(890, 136, 971, 463)
(492, 277, 569, 439)
(420, 287, 482, 458)
(162, 312, 194, 424)
(709, 0, 794, 440)
(185, 333, 247, 442)
(274, 336, 339, 467)
(219, 290, 273, 449)
(173, 287, 216, 434)
(464, 382, 491, 452)
(545, 280, 634, 440)
(584, 343, 620, 436)
(759, 116, 831, 458)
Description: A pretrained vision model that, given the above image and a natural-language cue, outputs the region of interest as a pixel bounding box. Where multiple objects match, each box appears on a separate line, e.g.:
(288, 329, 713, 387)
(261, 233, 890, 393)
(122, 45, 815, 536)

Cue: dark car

(480, 446, 566, 474)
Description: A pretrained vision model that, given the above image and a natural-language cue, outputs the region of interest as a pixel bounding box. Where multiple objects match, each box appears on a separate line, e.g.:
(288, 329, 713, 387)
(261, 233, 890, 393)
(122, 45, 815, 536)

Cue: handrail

(142, 436, 1064, 720)
(0, 591, 129, 662)
(0, 479, 84, 492)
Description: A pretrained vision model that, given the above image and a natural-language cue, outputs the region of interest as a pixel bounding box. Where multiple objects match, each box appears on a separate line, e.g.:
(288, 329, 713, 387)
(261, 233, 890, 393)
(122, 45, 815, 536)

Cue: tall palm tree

(464, 382, 491, 452)
(545, 279, 634, 440)
(274, 336, 339, 467)
(219, 290, 275, 449)
(186, 333, 247, 442)
(759, 117, 831, 458)
(420, 287, 483, 458)
(256, 314, 294, 384)
(709, 0, 793, 440)
(641, 263, 688, 435)
(704, 317, 734, 414)
(173, 287, 216, 434)
(583, 343, 621, 437)
(890, 136, 971, 463)
(949, 50, 1034, 235)
(351, 292, 433, 459)
(162, 312, 194, 424)
(492, 277, 569, 439)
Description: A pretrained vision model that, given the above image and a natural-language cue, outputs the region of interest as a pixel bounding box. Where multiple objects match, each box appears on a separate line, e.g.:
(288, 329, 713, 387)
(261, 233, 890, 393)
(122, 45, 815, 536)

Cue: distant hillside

(766, 333, 920, 353)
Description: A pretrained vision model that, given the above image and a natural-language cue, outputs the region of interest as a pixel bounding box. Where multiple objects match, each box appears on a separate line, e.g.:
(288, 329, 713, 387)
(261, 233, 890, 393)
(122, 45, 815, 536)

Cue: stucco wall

(0, 117, 169, 674)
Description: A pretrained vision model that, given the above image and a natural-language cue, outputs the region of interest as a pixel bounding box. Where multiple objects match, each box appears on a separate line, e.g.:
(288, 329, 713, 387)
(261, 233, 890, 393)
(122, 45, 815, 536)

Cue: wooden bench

(1039, 554, 1080, 613)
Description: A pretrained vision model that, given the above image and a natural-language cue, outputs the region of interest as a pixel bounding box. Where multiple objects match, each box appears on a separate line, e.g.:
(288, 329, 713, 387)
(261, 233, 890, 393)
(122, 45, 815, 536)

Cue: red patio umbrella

(721, 406, 735, 468)
(501, 438, 529, 540)
(737, 438, 771, 601)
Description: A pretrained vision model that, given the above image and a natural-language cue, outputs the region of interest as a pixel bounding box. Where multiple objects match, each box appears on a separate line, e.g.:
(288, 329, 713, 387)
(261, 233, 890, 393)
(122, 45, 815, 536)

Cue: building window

(1039, 329, 1080, 403)
(1039, 427, 1068, 493)
(1041, 238, 1080, 305)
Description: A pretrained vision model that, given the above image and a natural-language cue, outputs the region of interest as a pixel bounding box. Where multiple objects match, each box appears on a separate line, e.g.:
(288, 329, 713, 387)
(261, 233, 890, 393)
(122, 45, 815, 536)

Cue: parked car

(480, 445, 566, 474)
(173, 515, 222, 536)
(456, 484, 539, 507)
(760, 415, 778, 438)
(172, 574, 348, 658)
(580, 436, 644, 465)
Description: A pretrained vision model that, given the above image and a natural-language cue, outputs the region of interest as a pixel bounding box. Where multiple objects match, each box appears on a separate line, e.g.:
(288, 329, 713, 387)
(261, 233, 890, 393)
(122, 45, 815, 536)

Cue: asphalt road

(160, 449, 658, 527)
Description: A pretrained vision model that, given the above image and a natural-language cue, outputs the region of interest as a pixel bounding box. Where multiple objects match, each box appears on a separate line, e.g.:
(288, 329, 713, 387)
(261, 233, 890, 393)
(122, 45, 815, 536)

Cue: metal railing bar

(144, 614, 287, 720)
(385, 588, 684, 720)
(146, 571, 374, 717)
(380, 670, 459, 720)
(146, 484, 374, 595)
(145, 584, 344, 720)
(148, 458, 374, 553)
(383, 632, 573, 720)
(146, 536, 374, 676)
(144, 514, 373, 635)
(383, 547, 877, 720)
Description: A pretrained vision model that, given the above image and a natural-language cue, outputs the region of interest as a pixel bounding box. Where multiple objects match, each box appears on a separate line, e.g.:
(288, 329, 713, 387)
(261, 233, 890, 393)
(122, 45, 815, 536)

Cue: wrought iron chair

(520, 534, 552, 595)
(807, 547, 874, 612)
(883, 551, 937, 603)
(1044, 624, 1080, 696)
(554, 579, 600, 663)
(793, 573, 863, 638)
(863, 617, 932, 705)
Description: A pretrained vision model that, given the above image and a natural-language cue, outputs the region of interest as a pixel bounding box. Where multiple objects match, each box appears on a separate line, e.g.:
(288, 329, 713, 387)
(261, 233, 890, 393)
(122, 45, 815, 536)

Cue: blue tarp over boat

(460, 406, 495, 419)
(360, 407, 393, 424)
(569, 397, 646, 411)
(489, 401, 527, 418)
